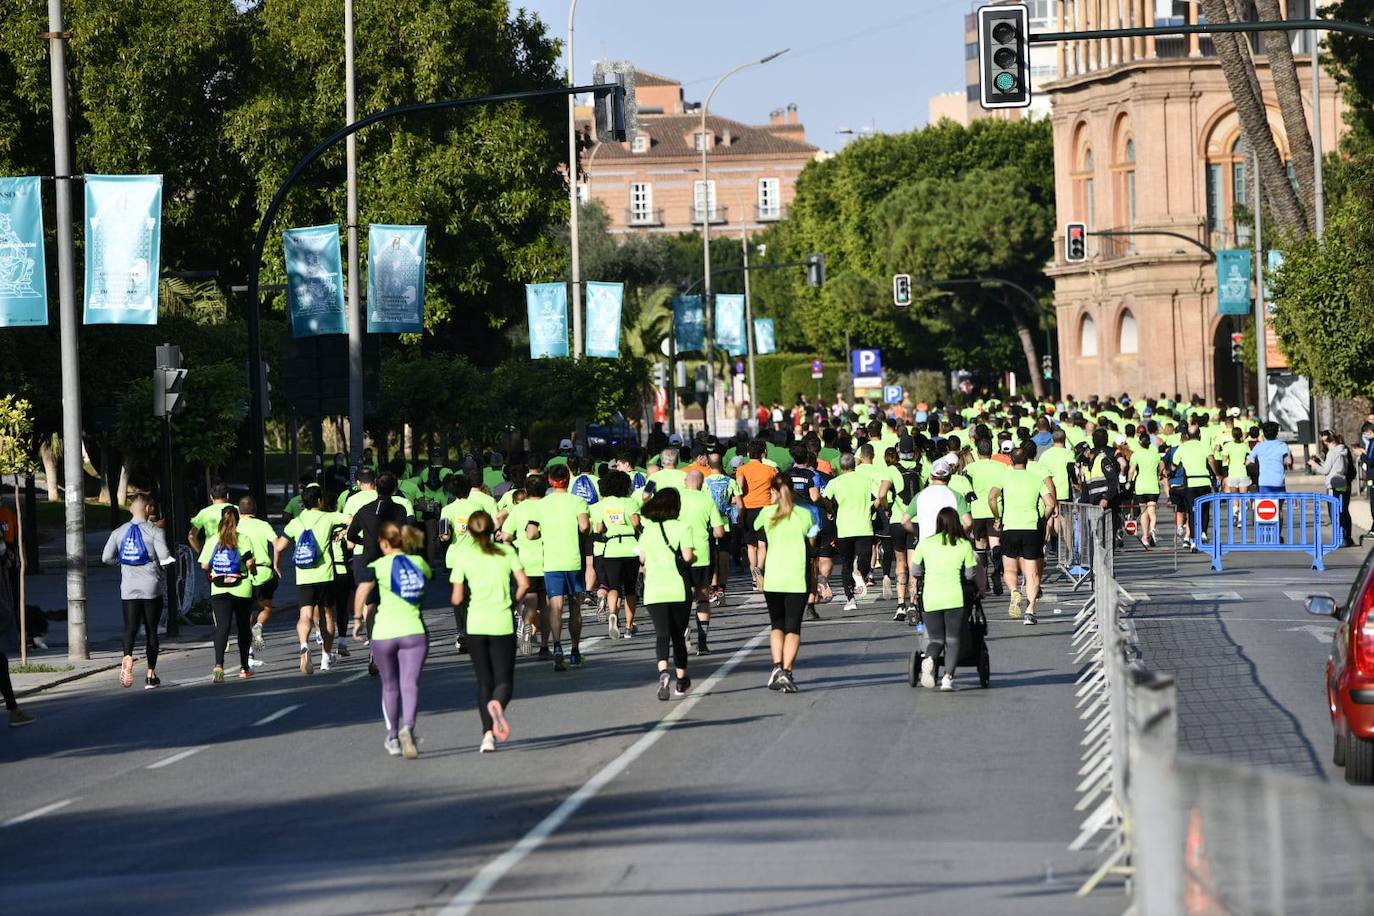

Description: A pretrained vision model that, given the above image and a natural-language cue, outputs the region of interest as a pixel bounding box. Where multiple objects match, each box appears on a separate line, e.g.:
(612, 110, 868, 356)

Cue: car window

(1342, 546, 1374, 621)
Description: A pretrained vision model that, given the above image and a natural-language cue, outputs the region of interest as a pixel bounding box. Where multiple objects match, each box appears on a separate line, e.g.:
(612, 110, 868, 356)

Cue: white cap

(1229, 407, 1241, 417)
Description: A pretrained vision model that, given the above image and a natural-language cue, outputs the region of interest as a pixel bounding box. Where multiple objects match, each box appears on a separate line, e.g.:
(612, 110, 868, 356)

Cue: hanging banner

(715, 293, 746, 356)
(1264, 249, 1287, 369)
(285, 225, 347, 336)
(1264, 249, 1284, 316)
(83, 174, 162, 325)
(367, 224, 426, 333)
(1216, 248, 1251, 316)
(526, 282, 569, 358)
(673, 294, 705, 352)
(584, 281, 623, 358)
(754, 318, 776, 355)
(0, 177, 47, 327)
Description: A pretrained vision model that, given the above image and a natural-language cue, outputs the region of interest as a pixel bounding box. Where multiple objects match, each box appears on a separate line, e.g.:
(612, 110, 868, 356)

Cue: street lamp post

(567, 0, 583, 359)
(701, 49, 786, 435)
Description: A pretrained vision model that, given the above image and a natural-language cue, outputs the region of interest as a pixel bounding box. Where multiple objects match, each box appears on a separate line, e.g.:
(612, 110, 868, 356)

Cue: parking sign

(883, 385, 903, 404)
(851, 349, 882, 378)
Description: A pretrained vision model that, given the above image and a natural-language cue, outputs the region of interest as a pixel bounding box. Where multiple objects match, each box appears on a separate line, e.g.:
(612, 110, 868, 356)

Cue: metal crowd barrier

(1055, 501, 1096, 591)
(1191, 492, 1343, 571)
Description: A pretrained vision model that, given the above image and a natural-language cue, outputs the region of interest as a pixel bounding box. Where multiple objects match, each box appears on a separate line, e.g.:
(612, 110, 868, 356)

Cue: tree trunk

(1006, 297, 1046, 399)
(39, 438, 59, 501)
(1252, 0, 1317, 230)
(1198, 0, 1309, 237)
(116, 462, 129, 508)
(15, 478, 26, 666)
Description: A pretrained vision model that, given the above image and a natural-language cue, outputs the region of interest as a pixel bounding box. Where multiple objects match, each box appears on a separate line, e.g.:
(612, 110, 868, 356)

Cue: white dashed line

(3, 798, 78, 827)
(147, 746, 209, 770)
(253, 704, 302, 726)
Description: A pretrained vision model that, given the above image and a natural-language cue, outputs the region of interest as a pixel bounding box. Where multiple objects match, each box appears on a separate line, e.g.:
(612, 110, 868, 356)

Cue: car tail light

(1356, 581, 1374, 676)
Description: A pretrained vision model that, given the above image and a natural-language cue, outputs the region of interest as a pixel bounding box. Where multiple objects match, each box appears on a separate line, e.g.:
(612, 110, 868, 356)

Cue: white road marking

(1286, 624, 1335, 644)
(146, 746, 209, 770)
(3, 798, 78, 827)
(1284, 590, 1324, 601)
(1190, 591, 1243, 601)
(439, 627, 771, 916)
(342, 671, 369, 683)
(253, 704, 302, 726)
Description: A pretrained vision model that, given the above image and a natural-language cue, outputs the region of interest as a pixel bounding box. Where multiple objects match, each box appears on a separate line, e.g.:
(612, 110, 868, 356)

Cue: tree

(0, 396, 39, 663)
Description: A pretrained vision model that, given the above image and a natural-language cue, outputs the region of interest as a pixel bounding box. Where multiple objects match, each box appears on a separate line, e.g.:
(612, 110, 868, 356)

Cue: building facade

(578, 72, 821, 236)
(1044, 5, 1342, 403)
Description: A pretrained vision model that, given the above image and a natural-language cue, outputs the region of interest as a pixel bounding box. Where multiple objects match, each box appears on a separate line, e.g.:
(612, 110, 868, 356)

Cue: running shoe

(626, 624, 639, 638)
(919, 656, 936, 689)
(239, 669, 253, 680)
(696, 640, 711, 657)
(480, 734, 497, 753)
(8, 707, 35, 727)
(368, 658, 379, 677)
(538, 646, 552, 660)
(553, 648, 568, 672)
(251, 623, 265, 654)
(487, 700, 511, 742)
(843, 599, 858, 612)
(119, 657, 134, 689)
(336, 642, 351, 658)
(248, 655, 266, 669)
(212, 666, 225, 684)
(300, 645, 314, 675)
(881, 576, 893, 600)
(398, 726, 419, 760)
(777, 671, 798, 694)
(673, 677, 691, 698)
(768, 666, 784, 690)
(320, 653, 332, 672)
(455, 635, 469, 655)
(608, 615, 620, 640)
(939, 674, 957, 692)
(806, 605, 822, 621)
(384, 737, 402, 757)
(310, 624, 322, 646)
(1023, 612, 1038, 626)
(594, 597, 607, 623)
(569, 648, 584, 668)
(144, 674, 161, 690)
(1008, 592, 1024, 620)
(657, 671, 672, 701)
(520, 624, 534, 656)
(892, 606, 908, 623)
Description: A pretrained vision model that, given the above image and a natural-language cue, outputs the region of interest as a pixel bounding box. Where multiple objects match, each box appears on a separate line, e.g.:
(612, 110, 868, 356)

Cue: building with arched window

(1045, 8, 1341, 404)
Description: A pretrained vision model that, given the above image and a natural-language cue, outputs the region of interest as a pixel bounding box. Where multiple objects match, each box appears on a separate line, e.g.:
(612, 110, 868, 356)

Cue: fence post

(1130, 670, 1183, 915)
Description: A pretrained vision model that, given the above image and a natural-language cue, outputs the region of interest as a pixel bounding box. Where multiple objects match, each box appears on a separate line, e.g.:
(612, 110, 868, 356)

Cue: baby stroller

(908, 593, 991, 689)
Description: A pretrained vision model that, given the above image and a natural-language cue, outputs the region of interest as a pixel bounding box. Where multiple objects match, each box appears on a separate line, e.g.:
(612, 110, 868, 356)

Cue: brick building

(1044, 3, 1342, 404)
(578, 71, 821, 235)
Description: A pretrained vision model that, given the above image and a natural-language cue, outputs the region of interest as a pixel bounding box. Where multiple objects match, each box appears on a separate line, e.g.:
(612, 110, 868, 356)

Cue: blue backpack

(390, 555, 426, 603)
(210, 545, 242, 578)
(571, 474, 598, 505)
(118, 525, 152, 566)
(293, 529, 322, 568)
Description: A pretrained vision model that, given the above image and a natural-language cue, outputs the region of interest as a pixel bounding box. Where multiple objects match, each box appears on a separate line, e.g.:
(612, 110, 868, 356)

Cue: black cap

(897, 435, 916, 458)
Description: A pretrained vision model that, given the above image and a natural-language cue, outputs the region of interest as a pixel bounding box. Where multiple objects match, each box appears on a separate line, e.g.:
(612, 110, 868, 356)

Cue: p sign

(851, 348, 882, 378)
(883, 385, 903, 405)
(1255, 497, 1280, 524)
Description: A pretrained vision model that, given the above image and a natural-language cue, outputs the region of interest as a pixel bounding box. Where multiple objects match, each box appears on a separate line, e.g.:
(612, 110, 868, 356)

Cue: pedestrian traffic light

(1231, 332, 1244, 364)
(653, 361, 668, 388)
(977, 4, 1031, 110)
(1065, 222, 1087, 262)
(806, 253, 826, 288)
(592, 61, 637, 143)
(893, 274, 912, 308)
(153, 367, 188, 418)
(1041, 353, 1053, 380)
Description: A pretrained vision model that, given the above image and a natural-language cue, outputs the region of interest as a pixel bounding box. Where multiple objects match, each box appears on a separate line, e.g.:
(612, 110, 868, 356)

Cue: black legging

(468, 633, 516, 736)
(836, 536, 874, 599)
(0, 650, 17, 711)
(1336, 489, 1354, 544)
(645, 602, 690, 670)
(122, 598, 161, 668)
(452, 601, 469, 638)
(925, 605, 969, 674)
(211, 595, 253, 671)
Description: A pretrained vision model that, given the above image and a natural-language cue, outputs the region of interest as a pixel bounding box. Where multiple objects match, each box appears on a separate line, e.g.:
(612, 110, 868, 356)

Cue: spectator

(1247, 421, 1294, 494)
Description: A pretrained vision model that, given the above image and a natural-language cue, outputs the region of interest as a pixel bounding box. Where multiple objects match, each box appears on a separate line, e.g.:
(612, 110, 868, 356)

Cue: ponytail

(467, 511, 502, 556)
(217, 505, 240, 549)
(378, 520, 425, 555)
(768, 475, 795, 527)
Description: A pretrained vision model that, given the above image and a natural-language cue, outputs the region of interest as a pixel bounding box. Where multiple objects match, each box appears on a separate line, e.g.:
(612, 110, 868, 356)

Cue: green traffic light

(994, 72, 1017, 92)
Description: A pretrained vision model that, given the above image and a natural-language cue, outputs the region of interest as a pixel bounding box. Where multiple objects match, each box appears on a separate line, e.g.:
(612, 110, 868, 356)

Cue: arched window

(1071, 126, 1095, 232)
(1118, 309, 1138, 354)
(1080, 313, 1098, 358)
(1115, 137, 1136, 228)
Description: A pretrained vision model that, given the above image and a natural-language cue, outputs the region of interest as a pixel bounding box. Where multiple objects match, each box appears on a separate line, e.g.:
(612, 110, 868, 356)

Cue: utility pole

(567, 0, 583, 359)
(344, 0, 364, 477)
(47, 0, 87, 660)
(1311, 28, 1333, 433)
(741, 231, 758, 422)
(1253, 151, 1268, 422)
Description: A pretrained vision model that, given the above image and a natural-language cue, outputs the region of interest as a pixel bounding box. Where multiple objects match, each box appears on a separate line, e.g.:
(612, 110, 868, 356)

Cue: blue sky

(513, 0, 969, 152)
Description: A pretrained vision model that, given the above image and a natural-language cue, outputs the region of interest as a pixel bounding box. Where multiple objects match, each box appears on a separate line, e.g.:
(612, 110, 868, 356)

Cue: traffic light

(592, 61, 636, 143)
(153, 367, 188, 418)
(1231, 332, 1244, 364)
(977, 4, 1031, 110)
(893, 274, 912, 308)
(693, 364, 710, 407)
(1041, 353, 1053, 380)
(806, 252, 826, 288)
(653, 361, 668, 388)
(1065, 222, 1087, 262)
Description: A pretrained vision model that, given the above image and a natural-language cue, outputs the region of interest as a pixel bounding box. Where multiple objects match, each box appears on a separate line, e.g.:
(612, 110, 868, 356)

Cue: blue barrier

(1191, 492, 1343, 571)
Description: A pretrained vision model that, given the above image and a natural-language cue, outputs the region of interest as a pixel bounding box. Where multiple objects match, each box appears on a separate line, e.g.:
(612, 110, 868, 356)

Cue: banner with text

(84, 174, 162, 325)
(1216, 248, 1252, 316)
(0, 177, 47, 327)
(1265, 249, 1286, 369)
(715, 293, 746, 356)
(585, 281, 623, 358)
(367, 224, 426, 333)
(673, 294, 705, 352)
(754, 318, 776, 355)
(526, 282, 569, 358)
(285, 225, 347, 336)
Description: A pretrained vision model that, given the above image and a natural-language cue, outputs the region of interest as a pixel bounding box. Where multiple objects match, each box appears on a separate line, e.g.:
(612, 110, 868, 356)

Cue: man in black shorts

(989, 448, 1057, 625)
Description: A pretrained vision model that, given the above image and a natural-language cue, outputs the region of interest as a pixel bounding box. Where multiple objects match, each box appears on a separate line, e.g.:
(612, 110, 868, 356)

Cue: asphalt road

(1, 569, 1120, 916)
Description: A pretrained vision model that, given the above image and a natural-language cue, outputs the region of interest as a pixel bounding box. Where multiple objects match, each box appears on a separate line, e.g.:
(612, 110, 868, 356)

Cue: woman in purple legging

(366, 522, 431, 760)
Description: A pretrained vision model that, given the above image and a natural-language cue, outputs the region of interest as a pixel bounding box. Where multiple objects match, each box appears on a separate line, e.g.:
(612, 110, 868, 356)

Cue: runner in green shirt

(501, 478, 548, 657)
(755, 475, 817, 693)
(637, 487, 697, 700)
(989, 447, 1057, 624)
(591, 470, 641, 640)
(963, 439, 1007, 595)
(369, 522, 432, 759)
(187, 482, 231, 553)
(233, 498, 282, 671)
(911, 506, 979, 691)
(821, 453, 877, 610)
(278, 486, 349, 675)
(681, 470, 726, 655)
(1128, 437, 1164, 548)
(524, 464, 590, 671)
(197, 505, 256, 683)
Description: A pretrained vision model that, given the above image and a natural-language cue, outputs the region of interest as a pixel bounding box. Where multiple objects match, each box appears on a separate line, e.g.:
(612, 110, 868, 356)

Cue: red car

(1306, 549, 1374, 784)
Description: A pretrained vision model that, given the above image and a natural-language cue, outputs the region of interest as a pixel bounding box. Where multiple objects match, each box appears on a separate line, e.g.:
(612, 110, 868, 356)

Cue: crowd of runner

(9, 390, 1340, 740)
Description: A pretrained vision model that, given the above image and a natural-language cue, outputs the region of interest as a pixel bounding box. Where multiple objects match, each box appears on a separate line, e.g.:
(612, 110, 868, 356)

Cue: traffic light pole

(1087, 229, 1215, 261)
(1028, 17, 1374, 44)
(243, 83, 619, 509)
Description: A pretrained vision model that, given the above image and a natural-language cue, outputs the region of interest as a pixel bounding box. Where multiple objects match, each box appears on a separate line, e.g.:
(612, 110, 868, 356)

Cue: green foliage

(115, 362, 249, 472)
(779, 361, 842, 407)
(1325, 0, 1374, 147)
(0, 396, 39, 477)
(1269, 154, 1374, 397)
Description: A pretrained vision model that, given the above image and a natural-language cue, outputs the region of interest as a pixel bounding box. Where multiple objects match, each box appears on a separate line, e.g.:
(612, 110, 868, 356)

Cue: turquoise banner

(285, 225, 347, 336)
(585, 281, 623, 358)
(0, 177, 47, 327)
(84, 174, 162, 325)
(1216, 248, 1252, 316)
(526, 282, 569, 358)
(715, 294, 746, 356)
(367, 224, 426, 333)
(754, 318, 776, 354)
(1265, 249, 1284, 317)
(673, 294, 705, 352)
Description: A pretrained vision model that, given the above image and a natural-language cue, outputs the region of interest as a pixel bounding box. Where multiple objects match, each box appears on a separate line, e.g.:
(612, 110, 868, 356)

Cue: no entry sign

(1124, 519, 1138, 536)
(1255, 498, 1280, 523)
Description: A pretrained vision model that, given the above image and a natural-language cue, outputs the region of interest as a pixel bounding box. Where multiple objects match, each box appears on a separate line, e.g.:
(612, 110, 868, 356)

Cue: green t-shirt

(1130, 448, 1163, 495)
(449, 542, 522, 636)
(818, 447, 841, 468)
(199, 534, 255, 598)
(283, 495, 303, 520)
(411, 466, 453, 500)
(369, 553, 431, 641)
(997, 468, 1044, 532)
(440, 497, 483, 568)
(191, 502, 229, 541)
(678, 488, 724, 568)
(1219, 441, 1250, 480)
(858, 462, 902, 507)
(754, 503, 814, 594)
(236, 516, 278, 587)
(1063, 425, 1088, 449)
(822, 471, 875, 539)
(530, 490, 589, 572)
(1173, 440, 1214, 486)
(766, 444, 794, 472)
(912, 536, 976, 613)
(483, 467, 506, 492)
(1038, 445, 1074, 500)
(647, 468, 687, 494)
(638, 519, 689, 605)
(592, 496, 640, 559)
(501, 499, 544, 577)
(283, 509, 347, 585)
(964, 459, 1007, 520)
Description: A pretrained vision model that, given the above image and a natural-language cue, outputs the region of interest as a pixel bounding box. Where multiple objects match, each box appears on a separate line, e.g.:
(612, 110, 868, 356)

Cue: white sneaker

(767, 666, 784, 690)
(248, 656, 266, 669)
(251, 623, 265, 654)
(384, 737, 402, 757)
(843, 599, 858, 612)
(608, 615, 620, 639)
(479, 734, 496, 753)
(310, 625, 322, 646)
(939, 674, 956, 692)
(1023, 612, 1038, 626)
(920, 655, 936, 689)
(319, 653, 332, 672)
